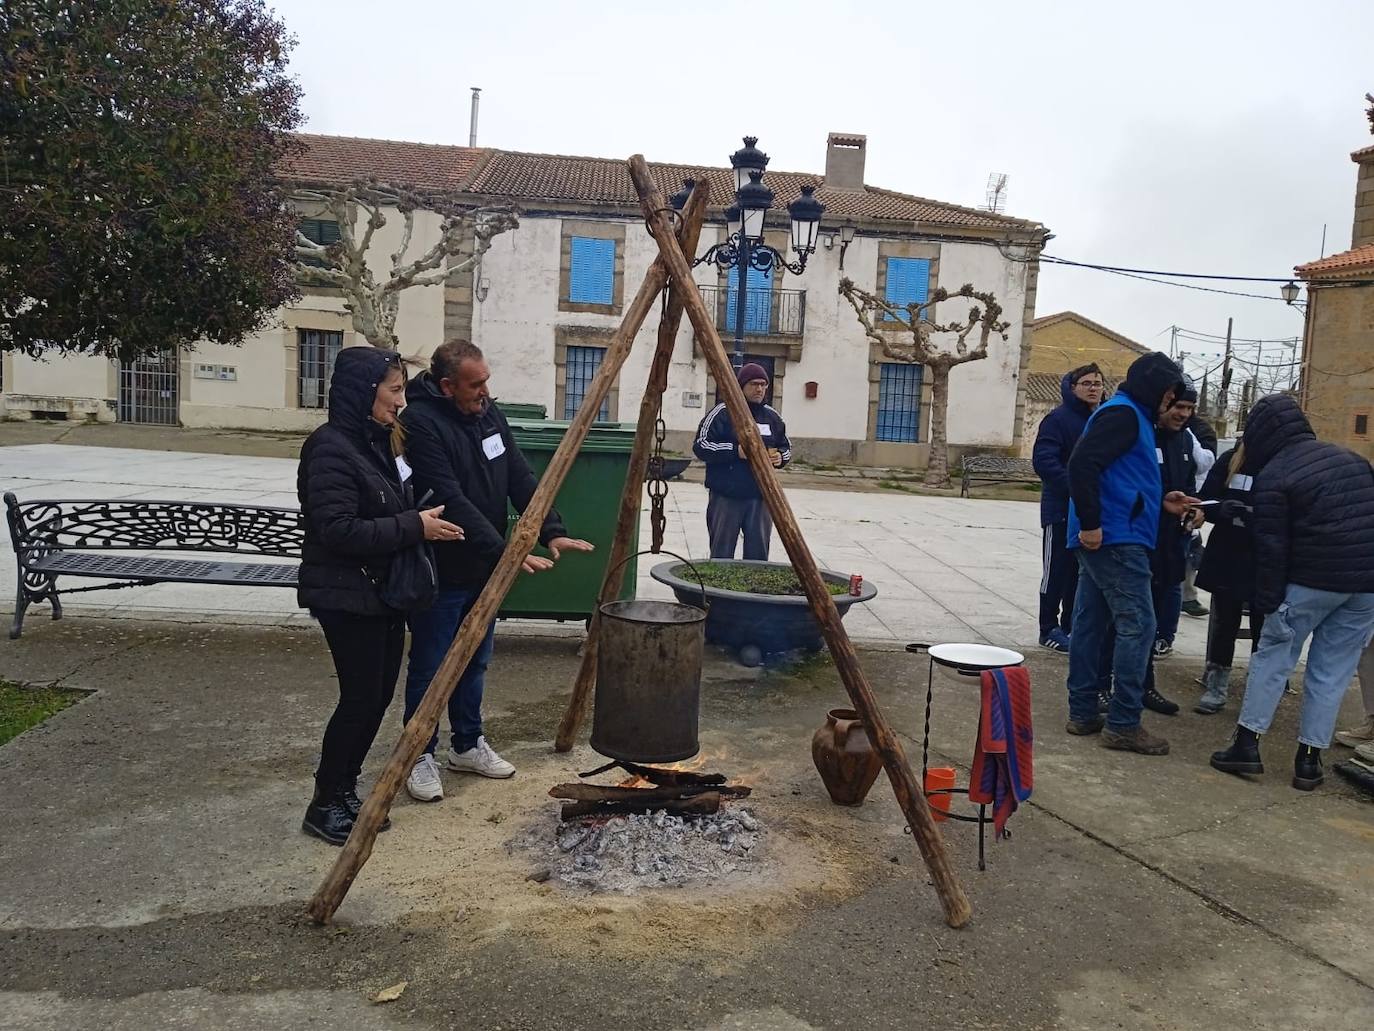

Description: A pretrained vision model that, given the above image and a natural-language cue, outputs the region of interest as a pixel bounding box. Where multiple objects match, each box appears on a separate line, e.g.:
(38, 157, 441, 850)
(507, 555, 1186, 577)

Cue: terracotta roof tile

(465, 150, 1039, 229)
(1027, 311, 1151, 355)
(1025, 371, 1119, 405)
(279, 134, 1043, 232)
(278, 133, 487, 192)
(1295, 243, 1374, 278)
(1352, 143, 1374, 162)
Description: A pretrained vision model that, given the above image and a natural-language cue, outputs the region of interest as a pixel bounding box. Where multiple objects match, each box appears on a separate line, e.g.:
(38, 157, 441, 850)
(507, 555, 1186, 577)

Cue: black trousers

(707, 492, 773, 560)
(1206, 591, 1264, 668)
(1038, 521, 1078, 635)
(314, 610, 406, 791)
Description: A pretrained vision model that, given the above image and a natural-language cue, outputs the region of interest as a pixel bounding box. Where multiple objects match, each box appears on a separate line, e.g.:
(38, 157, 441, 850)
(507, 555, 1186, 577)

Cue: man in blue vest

(1063, 352, 1198, 754)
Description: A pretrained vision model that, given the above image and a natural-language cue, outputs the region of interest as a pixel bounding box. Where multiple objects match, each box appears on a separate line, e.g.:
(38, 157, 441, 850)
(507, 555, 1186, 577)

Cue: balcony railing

(697, 286, 806, 338)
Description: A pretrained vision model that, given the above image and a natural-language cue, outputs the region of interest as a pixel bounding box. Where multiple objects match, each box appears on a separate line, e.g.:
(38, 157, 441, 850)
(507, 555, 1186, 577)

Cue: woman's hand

(547, 537, 595, 561)
(419, 506, 464, 542)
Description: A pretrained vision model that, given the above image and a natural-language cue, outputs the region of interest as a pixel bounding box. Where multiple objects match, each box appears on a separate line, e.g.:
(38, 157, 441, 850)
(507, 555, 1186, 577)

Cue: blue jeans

(1154, 580, 1184, 645)
(404, 585, 497, 756)
(1067, 545, 1156, 730)
(1238, 585, 1374, 748)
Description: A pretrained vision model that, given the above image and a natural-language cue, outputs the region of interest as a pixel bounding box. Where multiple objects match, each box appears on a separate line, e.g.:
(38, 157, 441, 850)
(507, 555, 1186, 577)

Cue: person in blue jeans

(1031, 363, 1104, 652)
(1210, 394, 1374, 790)
(1063, 352, 1195, 755)
(399, 340, 594, 801)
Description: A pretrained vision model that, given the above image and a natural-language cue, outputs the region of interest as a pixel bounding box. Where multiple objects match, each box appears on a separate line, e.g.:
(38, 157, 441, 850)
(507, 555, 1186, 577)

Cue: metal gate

(117, 348, 180, 425)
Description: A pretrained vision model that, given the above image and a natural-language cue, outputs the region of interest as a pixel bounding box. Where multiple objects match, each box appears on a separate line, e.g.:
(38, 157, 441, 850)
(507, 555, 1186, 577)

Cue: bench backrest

(4, 493, 303, 559)
(961, 454, 1036, 476)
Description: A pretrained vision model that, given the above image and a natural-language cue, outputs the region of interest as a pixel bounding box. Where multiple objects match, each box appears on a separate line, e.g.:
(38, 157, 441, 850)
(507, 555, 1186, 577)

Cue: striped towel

(969, 666, 1034, 838)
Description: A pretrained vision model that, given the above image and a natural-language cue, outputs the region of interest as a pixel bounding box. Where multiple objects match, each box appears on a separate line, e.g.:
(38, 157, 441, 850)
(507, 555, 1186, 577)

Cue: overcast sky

(275, 0, 1373, 382)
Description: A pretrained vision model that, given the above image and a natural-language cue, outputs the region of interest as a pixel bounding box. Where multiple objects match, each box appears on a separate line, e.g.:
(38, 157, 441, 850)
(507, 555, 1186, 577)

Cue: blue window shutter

(884, 257, 929, 322)
(876, 362, 922, 442)
(725, 265, 773, 333)
(569, 237, 615, 304)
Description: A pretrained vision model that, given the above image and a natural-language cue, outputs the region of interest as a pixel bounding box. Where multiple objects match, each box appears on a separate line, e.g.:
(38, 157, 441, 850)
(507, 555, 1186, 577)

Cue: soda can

(849, 574, 863, 596)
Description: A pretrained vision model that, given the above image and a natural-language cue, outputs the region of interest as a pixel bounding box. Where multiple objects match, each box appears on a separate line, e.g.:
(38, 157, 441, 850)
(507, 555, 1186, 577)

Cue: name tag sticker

(482, 433, 506, 461)
(1155, 448, 1164, 463)
(1228, 473, 1253, 490)
(395, 455, 412, 481)
(758, 423, 772, 437)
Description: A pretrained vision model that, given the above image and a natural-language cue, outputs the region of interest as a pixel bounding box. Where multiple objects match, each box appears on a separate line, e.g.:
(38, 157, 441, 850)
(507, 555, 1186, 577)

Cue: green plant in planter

(685, 562, 849, 597)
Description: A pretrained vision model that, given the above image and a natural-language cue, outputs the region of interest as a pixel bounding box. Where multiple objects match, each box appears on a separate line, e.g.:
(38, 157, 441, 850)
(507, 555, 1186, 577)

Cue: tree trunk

(924, 362, 952, 489)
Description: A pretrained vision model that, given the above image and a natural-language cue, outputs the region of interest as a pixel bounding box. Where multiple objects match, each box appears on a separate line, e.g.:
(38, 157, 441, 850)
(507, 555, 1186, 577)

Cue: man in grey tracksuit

(693, 362, 791, 560)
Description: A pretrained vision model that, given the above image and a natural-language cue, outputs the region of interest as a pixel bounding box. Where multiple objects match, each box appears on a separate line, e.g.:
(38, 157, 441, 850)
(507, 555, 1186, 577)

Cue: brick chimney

(1352, 145, 1374, 248)
(824, 133, 867, 192)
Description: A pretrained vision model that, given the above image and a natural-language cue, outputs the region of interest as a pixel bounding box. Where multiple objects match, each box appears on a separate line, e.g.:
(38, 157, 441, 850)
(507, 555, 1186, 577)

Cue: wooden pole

(307, 224, 678, 924)
(553, 180, 711, 752)
(625, 155, 973, 929)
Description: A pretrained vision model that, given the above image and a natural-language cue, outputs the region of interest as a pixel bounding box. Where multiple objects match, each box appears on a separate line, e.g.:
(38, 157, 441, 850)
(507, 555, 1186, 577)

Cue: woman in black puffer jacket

(1193, 443, 1263, 714)
(296, 346, 462, 845)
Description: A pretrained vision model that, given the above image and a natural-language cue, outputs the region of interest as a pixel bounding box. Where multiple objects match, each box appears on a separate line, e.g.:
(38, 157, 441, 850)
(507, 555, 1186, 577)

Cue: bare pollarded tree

(839, 278, 1010, 489)
(293, 179, 519, 350)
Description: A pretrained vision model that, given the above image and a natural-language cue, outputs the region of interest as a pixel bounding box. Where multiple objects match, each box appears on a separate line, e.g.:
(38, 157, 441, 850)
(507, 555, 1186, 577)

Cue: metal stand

(906, 642, 1025, 872)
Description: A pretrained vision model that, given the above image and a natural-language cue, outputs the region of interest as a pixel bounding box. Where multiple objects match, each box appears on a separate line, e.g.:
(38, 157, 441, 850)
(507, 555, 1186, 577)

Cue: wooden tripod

(306, 158, 971, 929)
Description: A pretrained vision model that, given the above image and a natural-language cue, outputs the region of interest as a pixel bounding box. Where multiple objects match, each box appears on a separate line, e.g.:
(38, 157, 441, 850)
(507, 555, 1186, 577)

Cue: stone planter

(649, 559, 877, 666)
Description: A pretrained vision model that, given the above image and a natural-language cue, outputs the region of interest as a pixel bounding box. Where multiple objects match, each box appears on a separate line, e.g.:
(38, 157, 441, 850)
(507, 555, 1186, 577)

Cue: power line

(1042, 256, 1293, 283)
(1040, 259, 1287, 301)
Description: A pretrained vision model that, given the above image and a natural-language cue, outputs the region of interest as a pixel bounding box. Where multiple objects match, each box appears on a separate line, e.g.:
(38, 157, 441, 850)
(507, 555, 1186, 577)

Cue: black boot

(1210, 726, 1264, 776)
(302, 783, 355, 846)
(341, 782, 391, 832)
(1143, 687, 1180, 716)
(1293, 744, 1324, 791)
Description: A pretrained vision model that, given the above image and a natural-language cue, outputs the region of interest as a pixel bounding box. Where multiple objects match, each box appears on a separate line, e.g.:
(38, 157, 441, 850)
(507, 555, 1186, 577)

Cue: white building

(1, 132, 1049, 466)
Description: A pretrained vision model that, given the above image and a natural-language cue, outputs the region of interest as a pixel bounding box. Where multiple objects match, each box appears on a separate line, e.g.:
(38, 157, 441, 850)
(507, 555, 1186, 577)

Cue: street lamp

(674, 136, 826, 369)
(1280, 280, 1307, 311)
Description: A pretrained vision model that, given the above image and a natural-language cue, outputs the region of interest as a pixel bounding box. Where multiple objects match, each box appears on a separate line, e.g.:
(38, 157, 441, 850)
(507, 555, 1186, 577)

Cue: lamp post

(669, 136, 825, 370)
(1281, 280, 1307, 312)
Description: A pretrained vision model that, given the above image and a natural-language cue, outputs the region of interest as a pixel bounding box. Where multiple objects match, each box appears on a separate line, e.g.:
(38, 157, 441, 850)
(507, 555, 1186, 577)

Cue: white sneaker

(1355, 740, 1374, 764)
(1335, 715, 1374, 749)
(447, 736, 515, 779)
(405, 753, 445, 802)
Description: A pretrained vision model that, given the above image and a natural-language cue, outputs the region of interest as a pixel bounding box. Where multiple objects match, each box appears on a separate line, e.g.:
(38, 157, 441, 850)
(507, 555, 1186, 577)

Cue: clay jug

(812, 707, 883, 806)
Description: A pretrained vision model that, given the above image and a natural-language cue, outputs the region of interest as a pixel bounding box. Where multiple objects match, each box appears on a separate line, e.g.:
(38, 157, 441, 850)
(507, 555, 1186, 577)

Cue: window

(883, 257, 930, 322)
(298, 329, 343, 409)
(725, 265, 773, 334)
(298, 218, 341, 267)
(1356, 413, 1370, 437)
(876, 363, 922, 442)
(563, 345, 610, 420)
(568, 237, 615, 304)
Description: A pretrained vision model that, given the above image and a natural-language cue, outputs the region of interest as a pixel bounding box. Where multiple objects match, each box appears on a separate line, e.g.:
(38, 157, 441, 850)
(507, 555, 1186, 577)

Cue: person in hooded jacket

(693, 362, 791, 560)
(1191, 441, 1263, 715)
(1063, 351, 1196, 755)
(398, 339, 594, 802)
(296, 346, 464, 845)
(1032, 363, 1104, 652)
(1211, 394, 1374, 790)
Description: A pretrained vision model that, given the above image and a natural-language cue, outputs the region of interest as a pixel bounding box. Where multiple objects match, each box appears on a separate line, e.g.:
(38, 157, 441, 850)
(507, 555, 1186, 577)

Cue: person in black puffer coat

(1192, 443, 1263, 714)
(296, 346, 462, 845)
(1211, 394, 1374, 791)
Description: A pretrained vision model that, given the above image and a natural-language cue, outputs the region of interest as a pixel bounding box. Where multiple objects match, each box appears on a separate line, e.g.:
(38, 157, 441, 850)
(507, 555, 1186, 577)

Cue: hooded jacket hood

(1242, 394, 1315, 472)
(1119, 352, 1185, 416)
(1059, 372, 1094, 416)
(327, 345, 402, 438)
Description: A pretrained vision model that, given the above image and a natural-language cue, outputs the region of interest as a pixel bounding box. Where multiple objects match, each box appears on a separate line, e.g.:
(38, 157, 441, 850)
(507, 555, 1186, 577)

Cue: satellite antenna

(983, 172, 1009, 214)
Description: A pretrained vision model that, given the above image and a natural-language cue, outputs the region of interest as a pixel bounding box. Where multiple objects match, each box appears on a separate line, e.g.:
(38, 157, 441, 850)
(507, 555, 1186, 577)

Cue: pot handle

(603, 548, 709, 613)
(831, 715, 857, 746)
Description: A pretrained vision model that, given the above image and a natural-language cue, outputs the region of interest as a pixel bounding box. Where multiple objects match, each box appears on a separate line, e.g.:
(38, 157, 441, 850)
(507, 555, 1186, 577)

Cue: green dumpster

(497, 401, 547, 420)
(498, 418, 639, 621)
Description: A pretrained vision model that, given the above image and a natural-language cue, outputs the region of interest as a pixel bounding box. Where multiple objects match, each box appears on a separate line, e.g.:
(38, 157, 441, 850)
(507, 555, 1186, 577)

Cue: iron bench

(4, 492, 302, 639)
(959, 454, 1040, 498)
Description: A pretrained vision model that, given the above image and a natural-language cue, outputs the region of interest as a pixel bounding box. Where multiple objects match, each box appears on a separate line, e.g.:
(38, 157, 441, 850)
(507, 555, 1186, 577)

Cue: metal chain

(647, 407, 668, 553)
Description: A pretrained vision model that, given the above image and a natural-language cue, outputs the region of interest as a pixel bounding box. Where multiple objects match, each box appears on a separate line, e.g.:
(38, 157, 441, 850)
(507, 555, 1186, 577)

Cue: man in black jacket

(399, 340, 594, 800)
(693, 362, 791, 559)
(1211, 394, 1374, 790)
(1032, 364, 1104, 652)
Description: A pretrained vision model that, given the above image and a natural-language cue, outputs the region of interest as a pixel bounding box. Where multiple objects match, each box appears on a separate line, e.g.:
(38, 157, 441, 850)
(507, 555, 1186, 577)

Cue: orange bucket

(925, 767, 956, 822)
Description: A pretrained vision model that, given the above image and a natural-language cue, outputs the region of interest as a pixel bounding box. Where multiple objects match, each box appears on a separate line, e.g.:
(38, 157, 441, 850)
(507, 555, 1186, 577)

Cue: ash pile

(527, 806, 764, 892)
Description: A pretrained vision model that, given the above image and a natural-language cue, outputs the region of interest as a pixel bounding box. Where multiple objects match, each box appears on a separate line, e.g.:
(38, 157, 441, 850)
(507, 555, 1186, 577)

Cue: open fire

(548, 759, 751, 821)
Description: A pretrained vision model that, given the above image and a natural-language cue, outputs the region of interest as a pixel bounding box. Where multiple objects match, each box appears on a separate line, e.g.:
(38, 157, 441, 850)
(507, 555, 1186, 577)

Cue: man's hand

(1185, 507, 1206, 530)
(1162, 490, 1202, 516)
(521, 554, 554, 574)
(547, 537, 594, 561)
(1078, 527, 1103, 551)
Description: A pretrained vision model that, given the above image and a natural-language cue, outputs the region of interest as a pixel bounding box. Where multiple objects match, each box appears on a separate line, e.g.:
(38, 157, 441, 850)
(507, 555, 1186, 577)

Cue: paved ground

(0, 617, 1370, 1030)
(0, 441, 1211, 658)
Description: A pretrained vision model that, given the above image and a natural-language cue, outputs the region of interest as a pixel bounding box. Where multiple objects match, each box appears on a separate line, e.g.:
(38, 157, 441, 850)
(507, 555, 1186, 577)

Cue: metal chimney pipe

(468, 87, 481, 148)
